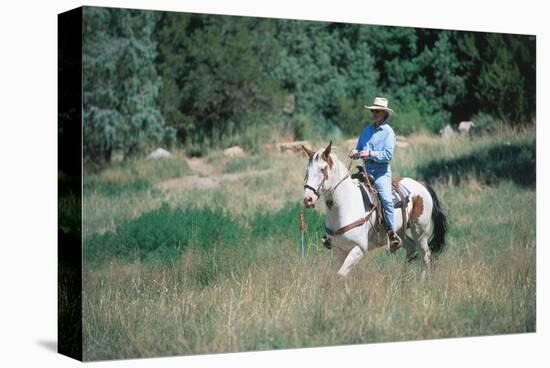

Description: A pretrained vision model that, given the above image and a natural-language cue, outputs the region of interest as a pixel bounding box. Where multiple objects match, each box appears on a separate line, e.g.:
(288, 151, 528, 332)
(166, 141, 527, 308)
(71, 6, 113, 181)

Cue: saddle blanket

(392, 182, 412, 207)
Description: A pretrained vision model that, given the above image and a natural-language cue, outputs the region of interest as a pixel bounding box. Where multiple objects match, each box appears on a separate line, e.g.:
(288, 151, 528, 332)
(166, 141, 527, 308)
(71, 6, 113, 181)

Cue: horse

(302, 141, 447, 278)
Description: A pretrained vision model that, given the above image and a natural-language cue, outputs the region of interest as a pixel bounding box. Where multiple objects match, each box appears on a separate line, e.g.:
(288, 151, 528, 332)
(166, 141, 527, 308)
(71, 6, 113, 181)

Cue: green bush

(390, 98, 448, 135)
(251, 202, 324, 240)
(292, 114, 314, 141)
(470, 112, 502, 133)
(84, 203, 243, 264)
(334, 97, 367, 136)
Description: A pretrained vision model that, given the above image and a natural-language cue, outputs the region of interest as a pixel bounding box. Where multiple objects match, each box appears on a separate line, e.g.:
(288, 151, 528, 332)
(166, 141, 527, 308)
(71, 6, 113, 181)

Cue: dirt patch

(156, 176, 221, 190)
(185, 157, 216, 176)
(155, 156, 274, 190)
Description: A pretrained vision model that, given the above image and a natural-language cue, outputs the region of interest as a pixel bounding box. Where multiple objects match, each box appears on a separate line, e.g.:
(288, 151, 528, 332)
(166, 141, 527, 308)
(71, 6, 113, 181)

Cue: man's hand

(359, 150, 370, 158)
(349, 149, 359, 159)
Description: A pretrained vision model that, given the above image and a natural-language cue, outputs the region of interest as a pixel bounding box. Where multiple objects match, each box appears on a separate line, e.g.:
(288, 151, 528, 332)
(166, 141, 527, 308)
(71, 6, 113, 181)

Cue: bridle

(303, 158, 327, 199)
(303, 157, 354, 200)
(303, 182, 323, 199)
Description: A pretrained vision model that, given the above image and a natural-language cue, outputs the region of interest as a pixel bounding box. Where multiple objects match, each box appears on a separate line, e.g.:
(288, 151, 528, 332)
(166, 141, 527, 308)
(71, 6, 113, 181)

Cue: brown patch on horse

(410, 195, 424, 223)
(326, 155, 334, 169)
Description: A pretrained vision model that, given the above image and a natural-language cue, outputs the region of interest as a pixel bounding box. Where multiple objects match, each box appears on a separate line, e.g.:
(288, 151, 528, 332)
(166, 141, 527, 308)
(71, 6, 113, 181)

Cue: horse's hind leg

(410, 224, 431, 279)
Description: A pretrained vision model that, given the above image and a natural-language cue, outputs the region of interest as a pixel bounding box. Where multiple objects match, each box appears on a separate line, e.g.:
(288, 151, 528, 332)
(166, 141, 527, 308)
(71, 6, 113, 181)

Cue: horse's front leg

(337, 245, 365, 277)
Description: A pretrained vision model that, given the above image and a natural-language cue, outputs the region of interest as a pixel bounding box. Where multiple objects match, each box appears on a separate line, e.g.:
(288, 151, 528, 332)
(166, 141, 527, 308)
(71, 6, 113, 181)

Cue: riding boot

(388, 230, 401, 253)
(321, 235, 332, 250)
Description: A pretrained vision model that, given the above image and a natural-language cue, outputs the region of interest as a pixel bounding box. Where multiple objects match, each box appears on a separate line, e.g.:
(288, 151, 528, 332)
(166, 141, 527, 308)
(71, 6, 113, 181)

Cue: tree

(269, 20, 378, 135)
(82, 7, 174, 164)
(456, 32, 535, 125)
(361, 27, 467, 133)
(156, 13, 283, 153)
(476, 34, 535, 123)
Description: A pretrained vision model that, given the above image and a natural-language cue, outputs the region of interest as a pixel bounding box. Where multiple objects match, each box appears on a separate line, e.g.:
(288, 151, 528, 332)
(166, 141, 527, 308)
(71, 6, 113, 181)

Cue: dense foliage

(82, 7, 175, 164)
(79, 7, 536, 162)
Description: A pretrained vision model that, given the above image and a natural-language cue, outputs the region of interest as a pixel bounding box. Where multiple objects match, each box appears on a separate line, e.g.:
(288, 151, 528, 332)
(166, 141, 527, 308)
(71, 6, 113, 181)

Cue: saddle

(351, 166, 410, 238)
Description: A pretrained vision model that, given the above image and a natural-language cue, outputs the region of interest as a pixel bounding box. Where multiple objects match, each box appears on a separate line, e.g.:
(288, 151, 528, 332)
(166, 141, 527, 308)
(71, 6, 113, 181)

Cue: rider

(349, 96, 401, 251)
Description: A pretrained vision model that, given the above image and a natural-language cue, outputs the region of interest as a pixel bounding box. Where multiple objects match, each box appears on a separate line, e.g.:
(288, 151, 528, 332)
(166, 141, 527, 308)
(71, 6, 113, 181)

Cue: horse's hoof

(321, 235, 332, 250)
(389, 233, 402, 253)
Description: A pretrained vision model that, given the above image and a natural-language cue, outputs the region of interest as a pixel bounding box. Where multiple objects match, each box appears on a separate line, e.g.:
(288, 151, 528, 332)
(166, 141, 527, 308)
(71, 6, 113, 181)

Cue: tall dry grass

(83, 227, 534, 360)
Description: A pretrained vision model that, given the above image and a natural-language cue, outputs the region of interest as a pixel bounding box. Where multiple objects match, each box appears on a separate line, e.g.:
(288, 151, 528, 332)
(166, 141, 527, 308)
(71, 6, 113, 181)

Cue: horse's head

(302, 141, 334, 208)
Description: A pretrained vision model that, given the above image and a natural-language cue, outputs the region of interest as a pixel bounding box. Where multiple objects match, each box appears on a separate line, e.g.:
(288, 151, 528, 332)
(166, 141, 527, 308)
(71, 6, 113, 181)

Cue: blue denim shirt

(355, 120, 396, 175)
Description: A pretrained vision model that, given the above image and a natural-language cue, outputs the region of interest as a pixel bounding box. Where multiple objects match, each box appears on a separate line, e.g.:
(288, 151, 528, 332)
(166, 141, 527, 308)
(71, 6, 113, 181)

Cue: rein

(326, 159, 354, 197)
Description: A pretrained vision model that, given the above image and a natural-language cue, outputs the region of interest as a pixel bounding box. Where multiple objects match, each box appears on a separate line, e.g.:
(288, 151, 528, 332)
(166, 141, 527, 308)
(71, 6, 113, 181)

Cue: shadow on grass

(417, 140, 535, 188)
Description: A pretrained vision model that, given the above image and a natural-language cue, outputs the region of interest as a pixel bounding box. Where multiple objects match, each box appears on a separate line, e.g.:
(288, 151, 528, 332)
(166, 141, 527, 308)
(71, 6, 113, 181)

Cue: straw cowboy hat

(364, 97, 394, 115)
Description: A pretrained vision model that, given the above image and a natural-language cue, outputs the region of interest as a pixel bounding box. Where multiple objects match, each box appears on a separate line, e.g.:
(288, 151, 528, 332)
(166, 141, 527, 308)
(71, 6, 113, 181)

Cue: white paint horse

(302, 142, 447, 278)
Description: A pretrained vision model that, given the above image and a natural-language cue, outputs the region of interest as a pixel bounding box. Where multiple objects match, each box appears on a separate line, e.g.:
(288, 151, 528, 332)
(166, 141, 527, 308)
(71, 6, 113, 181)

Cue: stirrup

(388, 232, 401, 253)
(321, 235, 332, 250)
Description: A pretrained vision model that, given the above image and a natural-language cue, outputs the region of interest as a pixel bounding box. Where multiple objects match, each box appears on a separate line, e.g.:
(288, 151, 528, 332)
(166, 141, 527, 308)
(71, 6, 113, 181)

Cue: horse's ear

(322, 140, 332, 160)
(302, 145, 315, 159)
(322, 140, 333, 168)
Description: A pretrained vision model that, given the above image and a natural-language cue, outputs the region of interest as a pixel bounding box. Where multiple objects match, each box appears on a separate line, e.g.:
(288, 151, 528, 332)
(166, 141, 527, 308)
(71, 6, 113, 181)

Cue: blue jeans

(365, 163, 395, 232)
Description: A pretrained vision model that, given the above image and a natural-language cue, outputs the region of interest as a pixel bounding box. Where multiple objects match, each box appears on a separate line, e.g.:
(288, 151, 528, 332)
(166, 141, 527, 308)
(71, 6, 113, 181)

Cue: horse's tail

(424, 182, 447, 254)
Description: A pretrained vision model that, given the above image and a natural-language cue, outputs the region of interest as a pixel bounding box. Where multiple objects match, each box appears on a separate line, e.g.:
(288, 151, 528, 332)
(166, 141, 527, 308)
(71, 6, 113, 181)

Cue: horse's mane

(329, 152, 348, 180)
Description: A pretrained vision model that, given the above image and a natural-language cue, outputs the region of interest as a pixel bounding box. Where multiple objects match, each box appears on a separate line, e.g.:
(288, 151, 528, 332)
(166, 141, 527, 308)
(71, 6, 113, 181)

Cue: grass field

(78, 127, 536, 361)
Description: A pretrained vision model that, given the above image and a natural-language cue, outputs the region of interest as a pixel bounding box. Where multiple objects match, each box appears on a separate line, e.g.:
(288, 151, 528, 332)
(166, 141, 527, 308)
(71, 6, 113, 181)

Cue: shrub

(390, 98, 448, 135)
(84, 203, 243, 264)
(293, 114, 314, 141)
(334, 97, 367, 136)
(470, 112, 503, 133)
(251, 202, 324, 240)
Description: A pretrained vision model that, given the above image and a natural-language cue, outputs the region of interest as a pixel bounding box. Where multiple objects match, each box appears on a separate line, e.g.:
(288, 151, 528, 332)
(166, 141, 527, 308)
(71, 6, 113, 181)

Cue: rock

(439, 124, 455, 139)
(458, 121, 476, 135)
(147, 148, 172, 159)
(223, 146, 245, 157)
